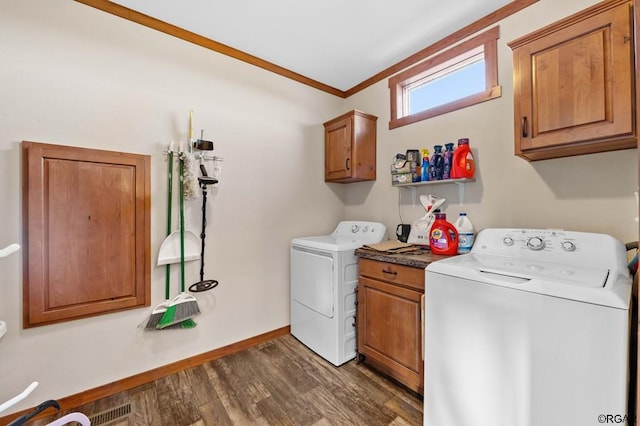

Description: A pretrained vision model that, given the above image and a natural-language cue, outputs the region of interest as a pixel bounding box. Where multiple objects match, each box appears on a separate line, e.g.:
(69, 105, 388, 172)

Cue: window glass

(408, 58, 485, 114)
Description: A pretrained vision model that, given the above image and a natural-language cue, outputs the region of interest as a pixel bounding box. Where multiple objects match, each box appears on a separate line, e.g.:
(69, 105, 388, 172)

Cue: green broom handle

(165, 150, 173, 301)
(179, 153, 186, 293)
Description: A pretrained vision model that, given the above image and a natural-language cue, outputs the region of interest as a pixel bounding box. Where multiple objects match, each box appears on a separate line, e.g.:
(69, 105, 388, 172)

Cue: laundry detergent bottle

(451, 138, 475, 179)
(429, 213, 458, 255)
(454, 213, 475, 254)
(430, 145, 444, 181)
(443, 142, 454, 179)
(420, 148, 430, 182)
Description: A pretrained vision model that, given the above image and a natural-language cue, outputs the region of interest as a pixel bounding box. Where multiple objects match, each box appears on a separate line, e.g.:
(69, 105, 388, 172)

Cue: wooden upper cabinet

(22, 141, 151, 327)
(324, 110, 377, 183)
(508, 0, 636, 161)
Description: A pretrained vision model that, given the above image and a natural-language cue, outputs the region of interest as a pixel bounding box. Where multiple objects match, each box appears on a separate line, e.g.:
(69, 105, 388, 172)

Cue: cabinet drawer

(358, 258, 424, 292)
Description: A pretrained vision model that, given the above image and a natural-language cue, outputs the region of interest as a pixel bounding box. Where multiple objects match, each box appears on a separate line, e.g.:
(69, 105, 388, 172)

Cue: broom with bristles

(146, 145, 196, 330)
(145, 144, 175, 329)
(156, 146, 201, 329)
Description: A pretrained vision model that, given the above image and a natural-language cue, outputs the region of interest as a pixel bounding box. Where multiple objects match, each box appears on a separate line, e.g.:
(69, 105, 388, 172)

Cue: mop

(157, 148, 201, 329)
(146, 145, 196, 330)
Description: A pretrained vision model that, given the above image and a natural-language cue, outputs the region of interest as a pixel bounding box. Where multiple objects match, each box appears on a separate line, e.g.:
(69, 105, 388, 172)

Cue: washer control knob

(561, 241, 576, 252)
(362, 226, 369, 233)
(526, 237, 545, 251)
(503, 237, 514, 246)
(351, 225, 360, 233)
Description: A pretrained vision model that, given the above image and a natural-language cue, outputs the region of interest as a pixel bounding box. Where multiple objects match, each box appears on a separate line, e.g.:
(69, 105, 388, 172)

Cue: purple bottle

(443, 142, 454, 179)
(429, 145, 444, 180)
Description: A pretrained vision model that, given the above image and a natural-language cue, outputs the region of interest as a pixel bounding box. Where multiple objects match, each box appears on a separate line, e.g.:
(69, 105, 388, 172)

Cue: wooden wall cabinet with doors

(324, 110, 377, 182)
(508, 0, 636, 161)
(356, 258, 424, 394)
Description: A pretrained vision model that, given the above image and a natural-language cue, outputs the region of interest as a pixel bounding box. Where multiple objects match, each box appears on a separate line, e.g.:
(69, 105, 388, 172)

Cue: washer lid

(426, 253, 631, 309)
(291, 235, 365, 252)
(467, 253, 608, 288)
(291, 221, 386, 252)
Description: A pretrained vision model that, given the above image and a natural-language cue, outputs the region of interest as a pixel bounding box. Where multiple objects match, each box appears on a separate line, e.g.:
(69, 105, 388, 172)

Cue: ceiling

(106, 0, 515, 92)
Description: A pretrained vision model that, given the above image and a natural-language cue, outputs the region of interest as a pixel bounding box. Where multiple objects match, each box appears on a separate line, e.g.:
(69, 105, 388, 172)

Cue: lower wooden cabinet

(356, 258, 424, 394)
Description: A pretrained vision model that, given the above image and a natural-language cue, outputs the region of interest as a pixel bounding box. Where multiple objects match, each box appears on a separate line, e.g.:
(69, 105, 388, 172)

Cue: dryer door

(291, 246, 334, 318)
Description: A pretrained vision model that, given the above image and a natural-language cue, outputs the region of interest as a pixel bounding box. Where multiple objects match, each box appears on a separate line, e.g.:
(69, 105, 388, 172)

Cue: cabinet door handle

(521, 116, 529, 138)
(345, 158, 350, 171)
(382, 268, 397, 277)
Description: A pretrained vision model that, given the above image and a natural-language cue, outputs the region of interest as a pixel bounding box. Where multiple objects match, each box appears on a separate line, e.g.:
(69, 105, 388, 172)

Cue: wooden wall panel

(22, 141, 151, 327)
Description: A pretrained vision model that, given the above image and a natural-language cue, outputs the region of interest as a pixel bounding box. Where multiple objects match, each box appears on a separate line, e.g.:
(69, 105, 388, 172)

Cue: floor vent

(88, 403, 131, 425)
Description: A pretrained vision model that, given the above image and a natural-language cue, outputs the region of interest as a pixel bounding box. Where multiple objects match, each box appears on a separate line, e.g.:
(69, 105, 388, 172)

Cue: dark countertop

(355, 247, 453, 269)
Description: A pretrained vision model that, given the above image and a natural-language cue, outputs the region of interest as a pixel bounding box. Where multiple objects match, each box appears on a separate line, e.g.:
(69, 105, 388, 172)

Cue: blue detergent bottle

(421, 149, 430, 182)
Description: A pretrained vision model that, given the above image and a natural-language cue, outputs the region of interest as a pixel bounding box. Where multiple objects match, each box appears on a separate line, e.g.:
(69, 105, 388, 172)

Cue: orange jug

(451, 138, 475, 179)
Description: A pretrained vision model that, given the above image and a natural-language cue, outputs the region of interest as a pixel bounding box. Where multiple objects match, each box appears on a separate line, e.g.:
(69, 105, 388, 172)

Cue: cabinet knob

(521, 116, 529, 138)
(345, 158, 350, 171)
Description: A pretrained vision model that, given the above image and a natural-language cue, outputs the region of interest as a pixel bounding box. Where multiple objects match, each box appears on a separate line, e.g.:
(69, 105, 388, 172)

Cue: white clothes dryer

(290, 221, 386, 366)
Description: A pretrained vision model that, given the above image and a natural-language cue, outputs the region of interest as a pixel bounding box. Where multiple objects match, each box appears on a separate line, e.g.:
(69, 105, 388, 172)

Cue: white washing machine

(424, 228, 632, 426)
(291, 221, 386, 366)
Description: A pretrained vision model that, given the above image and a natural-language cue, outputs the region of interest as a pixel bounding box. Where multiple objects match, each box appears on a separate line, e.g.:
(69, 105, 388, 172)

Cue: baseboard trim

(1, 325, 290, 423)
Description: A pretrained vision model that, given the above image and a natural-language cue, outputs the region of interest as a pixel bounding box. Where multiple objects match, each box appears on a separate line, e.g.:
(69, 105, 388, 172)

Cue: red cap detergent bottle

(451, 138, 475, 179)
(429, 212, 459, 255)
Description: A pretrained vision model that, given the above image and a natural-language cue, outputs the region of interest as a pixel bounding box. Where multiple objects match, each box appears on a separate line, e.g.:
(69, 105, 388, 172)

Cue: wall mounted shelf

(393, 178, 475, 205)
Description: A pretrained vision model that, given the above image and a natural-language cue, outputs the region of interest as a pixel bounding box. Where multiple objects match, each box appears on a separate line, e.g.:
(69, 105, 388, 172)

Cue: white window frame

(389, 26, 501, 129)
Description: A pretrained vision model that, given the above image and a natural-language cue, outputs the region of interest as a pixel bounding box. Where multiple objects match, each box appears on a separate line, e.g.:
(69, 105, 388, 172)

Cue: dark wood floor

(32, 334, 423, 425)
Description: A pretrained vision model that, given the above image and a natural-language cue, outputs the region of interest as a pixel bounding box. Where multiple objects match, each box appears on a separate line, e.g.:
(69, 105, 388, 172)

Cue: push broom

(146, 144, 196, 330)
(157, 146, 201, 329)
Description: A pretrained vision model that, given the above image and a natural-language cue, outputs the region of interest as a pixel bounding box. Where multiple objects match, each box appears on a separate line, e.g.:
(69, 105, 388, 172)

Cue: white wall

(1, 0, 638, 416)
(0, 0, 345, 413)
(344, 0, 638, 245)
